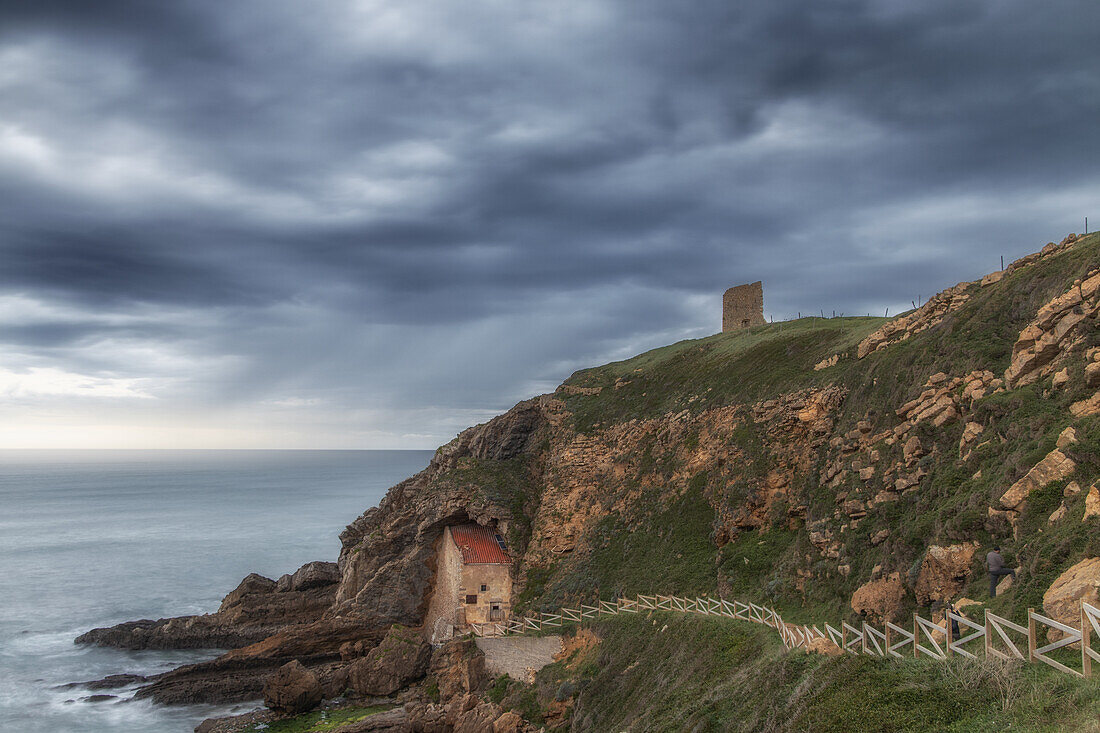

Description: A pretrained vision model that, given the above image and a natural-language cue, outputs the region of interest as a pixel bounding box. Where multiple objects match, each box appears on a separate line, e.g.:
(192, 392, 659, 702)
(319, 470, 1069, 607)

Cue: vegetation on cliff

(87, 230, 1100, 731)
(528, 614, 1100, 732)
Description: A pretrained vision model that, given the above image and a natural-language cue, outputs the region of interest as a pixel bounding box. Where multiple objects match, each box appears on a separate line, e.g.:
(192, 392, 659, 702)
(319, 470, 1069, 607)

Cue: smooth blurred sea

(0, 449, 433, 733)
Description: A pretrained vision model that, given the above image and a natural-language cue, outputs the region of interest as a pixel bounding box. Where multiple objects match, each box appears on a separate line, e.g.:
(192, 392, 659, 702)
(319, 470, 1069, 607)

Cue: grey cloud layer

(0, 0, 1098, 445)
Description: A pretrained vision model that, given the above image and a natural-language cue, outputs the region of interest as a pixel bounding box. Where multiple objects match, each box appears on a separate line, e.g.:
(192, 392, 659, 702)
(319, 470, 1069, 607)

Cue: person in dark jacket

(987, 546, 1016, 597)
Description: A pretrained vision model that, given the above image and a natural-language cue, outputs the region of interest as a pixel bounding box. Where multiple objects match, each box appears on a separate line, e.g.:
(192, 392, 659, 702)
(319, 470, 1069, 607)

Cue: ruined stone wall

(723, 281, 766, 332)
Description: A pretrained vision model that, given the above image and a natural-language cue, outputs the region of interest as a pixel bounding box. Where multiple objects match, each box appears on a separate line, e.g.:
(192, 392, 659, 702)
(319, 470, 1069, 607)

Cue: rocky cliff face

(79, 231, 1100, 718)
(330, 398, 546, 622)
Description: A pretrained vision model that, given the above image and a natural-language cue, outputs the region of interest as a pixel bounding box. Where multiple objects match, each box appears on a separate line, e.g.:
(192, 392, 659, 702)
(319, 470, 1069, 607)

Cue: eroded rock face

(450, 697, 506, 733)
(491, 711, 527, 733)
(851, 572, 906, 621)
(999, 449, 1076, 510)
(342, 625, 431, 696)
(857, 283, 973, 359)
(1085, 484, 1100, 521)
(1043, 558, 1100, 632)
(133, 618, 379, 704)
(276, 562, 341, 593)
(915, 544, 977, 605)
(332, 399, 547, 623)
(1005, 268, 1100, 388)
(262, 660, 322, 714)
(430, 638, 486, 702)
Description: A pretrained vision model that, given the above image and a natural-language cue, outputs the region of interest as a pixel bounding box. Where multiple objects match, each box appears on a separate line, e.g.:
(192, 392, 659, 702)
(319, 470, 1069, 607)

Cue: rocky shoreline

(71, 402, 548, 730)
(68, 231, 1100, 731)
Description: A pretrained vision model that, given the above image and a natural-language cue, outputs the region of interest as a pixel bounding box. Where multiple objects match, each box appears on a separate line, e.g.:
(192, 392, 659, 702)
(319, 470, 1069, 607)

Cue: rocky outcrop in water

(76, 564, 340, 651)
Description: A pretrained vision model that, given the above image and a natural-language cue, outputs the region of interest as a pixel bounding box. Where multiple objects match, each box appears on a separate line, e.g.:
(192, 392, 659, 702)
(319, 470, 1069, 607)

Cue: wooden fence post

(885, 622, 892, 655)
(842, 624, 848, 653)
(945, 610, 953, 657)
(984, 609, 993, 658)
(913, 615, 919, 658)
(1027, 608, 1037, 663)
(1083, 606, 1092, 678)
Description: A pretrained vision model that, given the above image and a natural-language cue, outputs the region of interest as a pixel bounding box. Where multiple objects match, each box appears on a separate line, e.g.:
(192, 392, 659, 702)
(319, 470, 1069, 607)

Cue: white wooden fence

(468, 594, 1100, 679)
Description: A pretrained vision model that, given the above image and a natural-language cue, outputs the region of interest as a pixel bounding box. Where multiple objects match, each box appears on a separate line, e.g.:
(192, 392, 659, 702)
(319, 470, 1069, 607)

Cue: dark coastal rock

(80, 398, 546, 710)
(337, 626, 430, 696)
(262, 660, 322, 714)
(276, 561, 341, 593)
(430, 638, 486, 701)
(77, 568, 339, 651)
(80, 694, 118, 703)
(56, 673, 147, 691)
(134, 618, 381, 704)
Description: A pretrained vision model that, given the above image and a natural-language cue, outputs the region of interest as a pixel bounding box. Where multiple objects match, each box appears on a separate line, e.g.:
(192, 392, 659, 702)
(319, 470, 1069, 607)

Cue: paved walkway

(475, 635, 563, 682)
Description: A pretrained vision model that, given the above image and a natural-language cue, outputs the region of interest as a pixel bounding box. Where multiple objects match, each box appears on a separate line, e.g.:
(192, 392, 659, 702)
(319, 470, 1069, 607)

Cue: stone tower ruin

(722, 281, 765, 333)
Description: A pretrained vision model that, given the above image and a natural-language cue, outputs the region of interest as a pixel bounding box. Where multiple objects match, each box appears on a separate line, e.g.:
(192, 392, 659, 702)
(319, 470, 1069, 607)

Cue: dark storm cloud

(1, 0, 1098, 445)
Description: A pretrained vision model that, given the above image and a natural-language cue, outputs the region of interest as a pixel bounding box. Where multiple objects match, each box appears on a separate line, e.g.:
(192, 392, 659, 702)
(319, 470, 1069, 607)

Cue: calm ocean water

(0, 449, 433, 733)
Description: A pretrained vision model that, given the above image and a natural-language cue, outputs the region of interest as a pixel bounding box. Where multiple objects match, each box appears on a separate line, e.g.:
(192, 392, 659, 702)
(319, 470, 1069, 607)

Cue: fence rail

(463, 594, 1100, 678)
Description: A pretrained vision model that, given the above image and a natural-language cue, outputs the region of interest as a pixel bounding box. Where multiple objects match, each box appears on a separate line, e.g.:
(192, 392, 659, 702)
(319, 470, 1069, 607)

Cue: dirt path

(475, 635, 563, 682)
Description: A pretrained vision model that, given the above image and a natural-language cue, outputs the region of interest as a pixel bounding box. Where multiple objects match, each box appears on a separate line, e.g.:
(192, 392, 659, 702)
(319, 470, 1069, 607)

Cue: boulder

(454, 701, 504, 733)
(276, 561, 341, 593)
(1056, 427, 1078, 449)
(223, 573, 278, 605)
(959, 422, 984, 456)
(444, 694, 480, 729)
(405, 701, 448, 733)
(1049, 503, 1068, 523)
(262, 660, 322, 714)
(492, 712, 526, 733)
(1043, 558, 1100, 635)
(843, 499, 867, 518)
(345, 625, 431, 696)
(981, 270, 1004, 287)
(915, 543, 977, 605)
(999, 449, 1076, 510)
(805, 634, 842, 656)
(1085, 483, 1100, 521)
(903, 436, 924, 465)
(1071, 391, 1100, 418)
(430, 638, 486, 701)
(851, 572, 906, 621)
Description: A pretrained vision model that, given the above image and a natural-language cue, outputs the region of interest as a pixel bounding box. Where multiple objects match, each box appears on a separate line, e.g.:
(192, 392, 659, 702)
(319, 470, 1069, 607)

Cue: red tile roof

(451, 524, 510, 564)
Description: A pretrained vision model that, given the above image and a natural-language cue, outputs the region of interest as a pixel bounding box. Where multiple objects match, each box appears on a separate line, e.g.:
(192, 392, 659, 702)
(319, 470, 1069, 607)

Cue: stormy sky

(1, 0, 1098, 448)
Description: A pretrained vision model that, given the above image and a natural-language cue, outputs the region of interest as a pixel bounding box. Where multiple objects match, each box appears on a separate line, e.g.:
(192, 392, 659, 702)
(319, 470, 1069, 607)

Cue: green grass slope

(526, 614, 1100, 732)
(529, 232, 1100, 630)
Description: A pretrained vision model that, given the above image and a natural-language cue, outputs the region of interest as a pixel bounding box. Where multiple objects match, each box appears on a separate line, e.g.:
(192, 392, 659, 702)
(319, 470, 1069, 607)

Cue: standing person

(987, 546, 1016, 597)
